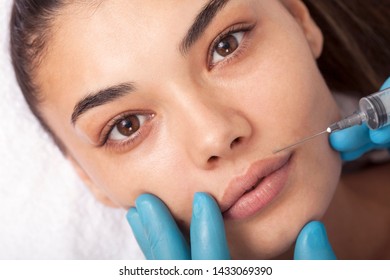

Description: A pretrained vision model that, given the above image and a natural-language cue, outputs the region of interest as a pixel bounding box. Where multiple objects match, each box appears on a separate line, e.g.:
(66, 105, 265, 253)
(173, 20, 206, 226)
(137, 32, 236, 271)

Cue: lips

(221, 153, 292, 220)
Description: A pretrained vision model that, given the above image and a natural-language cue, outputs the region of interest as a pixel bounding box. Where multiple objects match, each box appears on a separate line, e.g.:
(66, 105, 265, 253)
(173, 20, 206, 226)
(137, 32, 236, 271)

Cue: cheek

(78, 135, 196, 224)
(223, 18, 340, 142)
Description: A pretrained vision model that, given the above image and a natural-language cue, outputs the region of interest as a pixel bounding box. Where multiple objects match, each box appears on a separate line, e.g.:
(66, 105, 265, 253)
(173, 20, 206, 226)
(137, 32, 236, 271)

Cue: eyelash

(99, 112, 155, 152)
(208, 23, 255, 69)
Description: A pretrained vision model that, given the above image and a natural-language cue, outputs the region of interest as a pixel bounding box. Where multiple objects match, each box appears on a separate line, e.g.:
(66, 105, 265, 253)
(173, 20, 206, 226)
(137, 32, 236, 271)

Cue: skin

(34, 0, 366, 259)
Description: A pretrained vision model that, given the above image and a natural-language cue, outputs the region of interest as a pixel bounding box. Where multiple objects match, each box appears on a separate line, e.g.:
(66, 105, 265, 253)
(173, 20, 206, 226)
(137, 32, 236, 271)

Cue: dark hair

(9, 0, 390, 151)
(10, 0, 67, 150)
(303, 1, 390, 95)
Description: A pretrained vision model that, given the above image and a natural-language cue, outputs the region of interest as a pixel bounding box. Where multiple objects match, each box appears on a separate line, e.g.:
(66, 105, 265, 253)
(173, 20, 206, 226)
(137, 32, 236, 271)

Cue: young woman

(10, 0, 390, 259)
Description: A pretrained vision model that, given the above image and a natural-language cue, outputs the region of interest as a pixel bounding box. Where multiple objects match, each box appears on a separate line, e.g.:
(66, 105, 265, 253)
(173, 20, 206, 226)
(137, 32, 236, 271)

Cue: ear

(67, 155, 119, 208)
(281, 0, 324, 58)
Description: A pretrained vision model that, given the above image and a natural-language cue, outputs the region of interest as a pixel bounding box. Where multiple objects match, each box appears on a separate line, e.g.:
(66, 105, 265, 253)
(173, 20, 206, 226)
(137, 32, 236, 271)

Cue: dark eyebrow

(71, 82, 136, 125)
(180, 0, 231, 54)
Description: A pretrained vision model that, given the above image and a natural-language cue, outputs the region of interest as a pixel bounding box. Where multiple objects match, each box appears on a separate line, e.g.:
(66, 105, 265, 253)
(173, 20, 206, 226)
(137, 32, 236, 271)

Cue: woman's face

(37, 0, 342, 258)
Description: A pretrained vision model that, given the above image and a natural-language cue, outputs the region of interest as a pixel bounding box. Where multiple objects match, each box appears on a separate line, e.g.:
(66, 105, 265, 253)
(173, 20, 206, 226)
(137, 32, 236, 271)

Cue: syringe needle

(273, 130, 329, 154)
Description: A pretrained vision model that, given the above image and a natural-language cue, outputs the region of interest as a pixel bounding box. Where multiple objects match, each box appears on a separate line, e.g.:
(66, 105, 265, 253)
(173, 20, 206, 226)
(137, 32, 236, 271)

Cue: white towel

(0, 0, 143, 260)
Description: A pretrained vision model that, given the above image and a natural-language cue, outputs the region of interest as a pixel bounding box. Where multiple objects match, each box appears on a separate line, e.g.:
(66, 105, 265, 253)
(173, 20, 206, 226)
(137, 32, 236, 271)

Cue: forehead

(37, 0, 209, 99)
(48, 0, 212, 58)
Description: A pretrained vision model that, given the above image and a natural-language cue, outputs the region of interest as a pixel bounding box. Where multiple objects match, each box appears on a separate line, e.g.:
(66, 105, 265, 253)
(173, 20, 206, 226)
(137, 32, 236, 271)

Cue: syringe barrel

(359, 87, 390, 129)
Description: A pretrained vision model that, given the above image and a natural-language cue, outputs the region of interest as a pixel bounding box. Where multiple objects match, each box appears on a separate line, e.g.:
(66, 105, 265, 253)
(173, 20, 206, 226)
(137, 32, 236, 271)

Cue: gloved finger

(136, 194, 190, 260)
(379, 77, 390, 90)
(294, 221, 336, 260)
(126, 207, 153, 259)
(190, 192, 230, 260)
(339, 142, 375, 161)
(329, 124, 371, 153)
(369, 125, 390, 145)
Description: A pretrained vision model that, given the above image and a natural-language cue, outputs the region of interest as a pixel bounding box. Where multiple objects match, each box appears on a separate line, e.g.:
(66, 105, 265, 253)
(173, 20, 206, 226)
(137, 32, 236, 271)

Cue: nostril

(230, 137, 242, 149)
(208, 155, 219, 164)
(206, 137, 244, 164)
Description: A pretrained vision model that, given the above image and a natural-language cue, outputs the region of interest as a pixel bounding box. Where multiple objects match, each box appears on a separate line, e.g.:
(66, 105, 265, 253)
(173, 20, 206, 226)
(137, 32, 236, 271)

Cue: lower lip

(223, 155, 292, 220)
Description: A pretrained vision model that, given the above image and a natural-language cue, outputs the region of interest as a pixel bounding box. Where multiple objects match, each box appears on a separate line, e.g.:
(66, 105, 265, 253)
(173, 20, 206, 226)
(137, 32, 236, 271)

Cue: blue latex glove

(126, 192, 335, 259)
(330, 77, 390, 161)
(294, 221, 336, 260)
(126, 192, 230, 259)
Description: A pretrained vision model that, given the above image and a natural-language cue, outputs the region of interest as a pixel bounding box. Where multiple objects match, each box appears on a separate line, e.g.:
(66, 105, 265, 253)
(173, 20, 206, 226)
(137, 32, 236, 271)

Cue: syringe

(328, 87, 390, 132)
(274, 87, 390, 154)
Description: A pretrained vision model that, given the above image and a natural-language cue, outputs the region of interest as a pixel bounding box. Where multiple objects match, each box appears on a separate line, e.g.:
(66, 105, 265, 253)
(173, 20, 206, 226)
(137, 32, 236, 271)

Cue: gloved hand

(126, 192, 336, 260)
(126, 192, 230, 259)
(330, 77, 390, 161)
(293, 221, 336, 260)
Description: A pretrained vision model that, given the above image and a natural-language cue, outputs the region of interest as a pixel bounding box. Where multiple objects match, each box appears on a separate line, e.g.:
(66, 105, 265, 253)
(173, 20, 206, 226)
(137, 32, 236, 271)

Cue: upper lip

(219, 153, 291, 213)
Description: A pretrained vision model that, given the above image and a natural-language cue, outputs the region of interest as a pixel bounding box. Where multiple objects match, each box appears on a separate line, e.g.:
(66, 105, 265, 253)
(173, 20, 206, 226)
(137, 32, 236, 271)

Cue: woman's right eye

(207, 23, 255, 69)
(211, 31, 244, 65)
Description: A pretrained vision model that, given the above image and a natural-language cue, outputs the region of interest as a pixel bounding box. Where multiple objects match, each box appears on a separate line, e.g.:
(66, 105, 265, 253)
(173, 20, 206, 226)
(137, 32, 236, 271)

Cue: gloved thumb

(294, 221, 336, 260)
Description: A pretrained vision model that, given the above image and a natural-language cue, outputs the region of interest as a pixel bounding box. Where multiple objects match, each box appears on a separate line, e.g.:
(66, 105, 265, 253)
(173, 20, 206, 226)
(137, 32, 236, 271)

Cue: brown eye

(109, 115, 147, 141)
(212, 31, 244, 64)
(215, 34, 239, 57)
(117, 116, 140, 136)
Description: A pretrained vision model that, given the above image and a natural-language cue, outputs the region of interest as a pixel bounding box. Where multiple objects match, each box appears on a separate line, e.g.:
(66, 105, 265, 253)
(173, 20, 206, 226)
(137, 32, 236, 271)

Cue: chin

(225, 189, 333, 260)
(226, 227, 296, 259)
(224, 206, 302, 259)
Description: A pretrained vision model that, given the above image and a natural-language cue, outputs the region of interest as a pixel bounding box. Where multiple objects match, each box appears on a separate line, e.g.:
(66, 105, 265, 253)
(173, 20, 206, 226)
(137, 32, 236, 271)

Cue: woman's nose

(180, 99, 252, 168)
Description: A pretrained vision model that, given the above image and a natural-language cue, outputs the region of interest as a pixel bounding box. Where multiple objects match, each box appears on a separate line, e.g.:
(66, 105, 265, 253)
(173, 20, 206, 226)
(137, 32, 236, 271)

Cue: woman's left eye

(108, 114, 147, 141)
(100, 112, 155, 151)
(210, 31, 244, 65)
